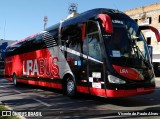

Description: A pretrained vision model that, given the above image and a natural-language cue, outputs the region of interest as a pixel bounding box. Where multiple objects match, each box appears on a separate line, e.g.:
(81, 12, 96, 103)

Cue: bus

(4, 8, 160, 98)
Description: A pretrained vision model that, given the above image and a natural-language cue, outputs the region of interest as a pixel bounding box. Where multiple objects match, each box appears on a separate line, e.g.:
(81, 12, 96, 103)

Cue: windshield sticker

(112, 20, 123, 24)
(89, 77, 93, 82)
(112, 50, 121, 57)
(92, 72, 101, 78)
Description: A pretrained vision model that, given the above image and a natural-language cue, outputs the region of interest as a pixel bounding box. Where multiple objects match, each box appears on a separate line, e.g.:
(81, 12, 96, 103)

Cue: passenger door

(85, 21, 106, 97)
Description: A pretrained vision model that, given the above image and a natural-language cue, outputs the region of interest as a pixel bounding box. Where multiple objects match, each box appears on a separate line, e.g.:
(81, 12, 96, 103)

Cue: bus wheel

(12, 74, 18, 86)
(66, 76, 76, 98)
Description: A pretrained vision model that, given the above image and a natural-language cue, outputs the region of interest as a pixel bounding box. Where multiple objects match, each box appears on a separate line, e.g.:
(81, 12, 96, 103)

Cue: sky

(0, 0, 160, 41)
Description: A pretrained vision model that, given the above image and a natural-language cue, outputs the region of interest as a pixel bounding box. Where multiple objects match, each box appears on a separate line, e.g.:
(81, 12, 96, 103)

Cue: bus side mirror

(139, 26, 160, 42)
(98, 14, 113, 34)
(139, 26, 160, 63)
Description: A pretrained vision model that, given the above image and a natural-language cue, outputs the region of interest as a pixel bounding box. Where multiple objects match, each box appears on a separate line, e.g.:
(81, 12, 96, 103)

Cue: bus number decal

(23, 57, 59, 78)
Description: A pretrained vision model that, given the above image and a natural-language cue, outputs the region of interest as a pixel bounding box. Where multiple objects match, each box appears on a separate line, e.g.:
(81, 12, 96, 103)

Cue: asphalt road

(0, 78, 160, 119)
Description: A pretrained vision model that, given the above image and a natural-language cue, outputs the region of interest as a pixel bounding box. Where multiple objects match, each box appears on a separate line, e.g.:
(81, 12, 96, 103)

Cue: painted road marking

(14, 90, 22, 94)
(33, 98, 52, 107)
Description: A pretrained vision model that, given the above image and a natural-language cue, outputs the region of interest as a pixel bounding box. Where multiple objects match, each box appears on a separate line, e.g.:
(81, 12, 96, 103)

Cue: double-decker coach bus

(4, 8, 160, 98)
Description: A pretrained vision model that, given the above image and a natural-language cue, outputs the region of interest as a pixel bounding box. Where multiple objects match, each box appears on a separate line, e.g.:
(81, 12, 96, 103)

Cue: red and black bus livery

(5, 8, 160, 98)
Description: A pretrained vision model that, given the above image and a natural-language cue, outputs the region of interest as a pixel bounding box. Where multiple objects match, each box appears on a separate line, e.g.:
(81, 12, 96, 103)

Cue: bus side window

(61, 25, 81, 47)
(61, 24, 82, 59)
(61, 27, 68, 47)
(19, 39, 34, 53)
(86, 21, 102, 61)
(34, 35, 46, 49)
(88, 34, 102, 61)
(86, 21, 98, 34)
(5, 46, 18, 57)
(13, 42, 25, 55)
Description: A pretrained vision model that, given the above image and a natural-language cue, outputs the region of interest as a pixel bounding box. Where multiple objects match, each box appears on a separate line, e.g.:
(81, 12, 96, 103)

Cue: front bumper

(106, 87, 155, 98)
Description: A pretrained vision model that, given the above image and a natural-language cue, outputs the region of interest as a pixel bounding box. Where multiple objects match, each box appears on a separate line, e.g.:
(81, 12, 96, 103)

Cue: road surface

(0, 78, 160, 119)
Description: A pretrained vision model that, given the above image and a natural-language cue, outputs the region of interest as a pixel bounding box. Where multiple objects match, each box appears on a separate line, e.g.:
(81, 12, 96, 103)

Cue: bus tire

(66, 76, 77, 98)
(12, 73, 19, 86)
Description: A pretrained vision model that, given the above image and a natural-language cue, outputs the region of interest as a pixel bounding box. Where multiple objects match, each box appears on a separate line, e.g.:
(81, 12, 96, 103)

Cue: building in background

(0, 39, 16, 76)
(124, 2, 160, 76)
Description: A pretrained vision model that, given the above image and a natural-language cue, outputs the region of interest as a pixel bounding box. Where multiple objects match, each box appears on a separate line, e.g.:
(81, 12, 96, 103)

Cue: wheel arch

(62, 71, 76, 95)
(62, 72, 75, 85)
(62, 70, 75, 82)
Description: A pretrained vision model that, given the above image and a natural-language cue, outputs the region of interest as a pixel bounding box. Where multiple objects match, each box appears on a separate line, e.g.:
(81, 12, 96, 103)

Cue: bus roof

(62, 8, 121, 26)
(47, 8, 130, 31)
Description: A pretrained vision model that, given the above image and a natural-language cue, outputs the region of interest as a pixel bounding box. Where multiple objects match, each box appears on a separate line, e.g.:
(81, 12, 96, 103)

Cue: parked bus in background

(4, 8, 160, 98)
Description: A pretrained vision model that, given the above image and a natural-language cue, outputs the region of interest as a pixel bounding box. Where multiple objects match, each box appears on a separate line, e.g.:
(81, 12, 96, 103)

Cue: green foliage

(0, 105, 19, 119)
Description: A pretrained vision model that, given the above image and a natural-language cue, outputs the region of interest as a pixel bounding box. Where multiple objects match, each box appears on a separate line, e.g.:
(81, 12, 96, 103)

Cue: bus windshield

(104, 18, 151, 69)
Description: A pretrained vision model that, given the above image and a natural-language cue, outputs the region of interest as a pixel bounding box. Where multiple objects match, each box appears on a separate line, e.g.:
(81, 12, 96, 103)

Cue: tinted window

(87, 21, 98, 34)
(61, 24, 82, 47)
(88, 33, 102, 61)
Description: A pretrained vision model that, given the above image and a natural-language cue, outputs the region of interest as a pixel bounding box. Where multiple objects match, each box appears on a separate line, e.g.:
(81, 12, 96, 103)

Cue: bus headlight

(108, 75, 126, 84)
